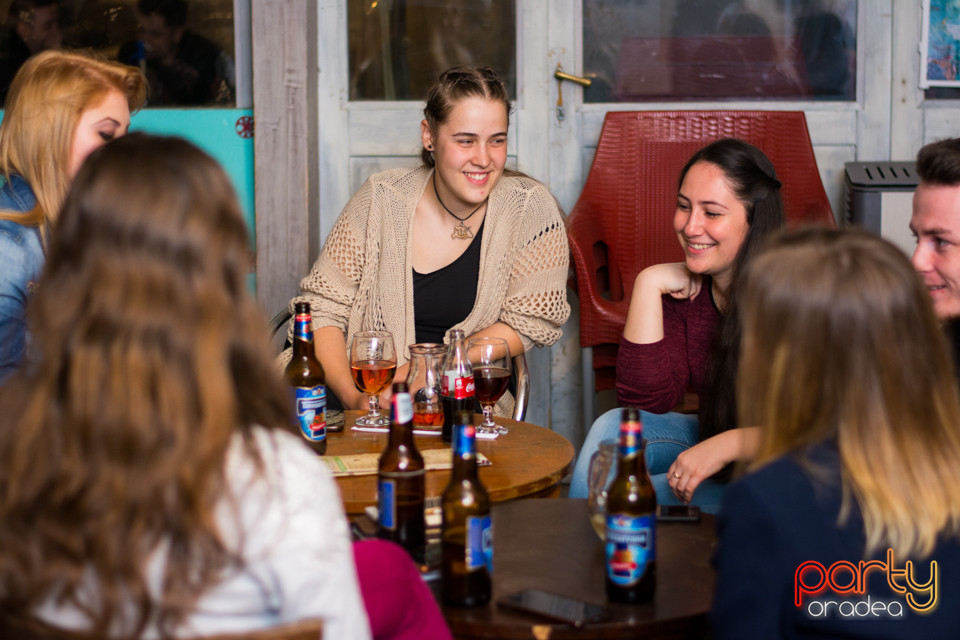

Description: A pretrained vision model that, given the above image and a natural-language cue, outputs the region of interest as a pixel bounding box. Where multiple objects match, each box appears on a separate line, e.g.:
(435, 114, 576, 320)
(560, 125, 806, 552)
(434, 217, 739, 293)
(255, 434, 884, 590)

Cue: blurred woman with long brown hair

(0, 49, 146, 382)
(0, 133, 370, 639)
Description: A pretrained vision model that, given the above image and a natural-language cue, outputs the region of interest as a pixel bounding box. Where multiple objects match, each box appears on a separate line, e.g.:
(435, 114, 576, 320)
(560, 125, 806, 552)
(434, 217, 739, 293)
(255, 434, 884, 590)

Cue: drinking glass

(587, 439, 618, 540)
(350, 330, 397, 427)
(467, 337, 511, 435)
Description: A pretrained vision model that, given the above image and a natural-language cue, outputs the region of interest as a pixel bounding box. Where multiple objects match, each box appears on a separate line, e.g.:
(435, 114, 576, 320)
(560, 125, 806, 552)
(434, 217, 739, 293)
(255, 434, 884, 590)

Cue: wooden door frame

(252, 1, 320, 316)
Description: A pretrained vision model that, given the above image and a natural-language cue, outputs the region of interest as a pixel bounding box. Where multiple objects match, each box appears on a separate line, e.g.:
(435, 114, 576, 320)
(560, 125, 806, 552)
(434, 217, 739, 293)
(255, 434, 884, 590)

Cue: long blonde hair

(0, 134, 290, 638)
(738, 227, 960, 558)
(0, 50, 146, 233)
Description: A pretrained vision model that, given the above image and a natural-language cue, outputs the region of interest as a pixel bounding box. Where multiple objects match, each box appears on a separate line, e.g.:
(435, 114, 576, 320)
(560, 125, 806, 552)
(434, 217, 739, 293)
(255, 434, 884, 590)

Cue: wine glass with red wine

(467, 337, 512, 435)
(350, 330, 397, 427)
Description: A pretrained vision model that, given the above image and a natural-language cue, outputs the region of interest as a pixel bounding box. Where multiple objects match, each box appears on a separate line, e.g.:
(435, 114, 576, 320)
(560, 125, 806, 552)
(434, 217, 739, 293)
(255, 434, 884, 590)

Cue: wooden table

(436, 498, 716, 639)
(328, 411, 574, 516)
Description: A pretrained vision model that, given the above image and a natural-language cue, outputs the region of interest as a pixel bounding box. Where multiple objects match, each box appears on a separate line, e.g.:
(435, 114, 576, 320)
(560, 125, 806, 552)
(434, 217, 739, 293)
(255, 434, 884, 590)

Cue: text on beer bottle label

(295, 385, 326, 441)
(377, 479, 396, 530)
(606, 513, 655, 586)
(465, 514, 493, 574)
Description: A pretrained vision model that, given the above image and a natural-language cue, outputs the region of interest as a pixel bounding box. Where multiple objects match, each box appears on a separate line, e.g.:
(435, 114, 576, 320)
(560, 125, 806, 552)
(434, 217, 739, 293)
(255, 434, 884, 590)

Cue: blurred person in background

(0, 133, 372, 639)
(910, 137, 960, 376)
(118, 0, 234, 105)
(0, 0, 62, 104)
(713, 227, 960, 638)
(0, 49, 146, 383)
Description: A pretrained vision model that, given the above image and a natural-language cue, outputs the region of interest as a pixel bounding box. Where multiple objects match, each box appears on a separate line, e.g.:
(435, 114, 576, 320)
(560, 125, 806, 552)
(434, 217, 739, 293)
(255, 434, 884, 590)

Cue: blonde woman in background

(0, 49, 146, 382)
(712, 227, 960, 638)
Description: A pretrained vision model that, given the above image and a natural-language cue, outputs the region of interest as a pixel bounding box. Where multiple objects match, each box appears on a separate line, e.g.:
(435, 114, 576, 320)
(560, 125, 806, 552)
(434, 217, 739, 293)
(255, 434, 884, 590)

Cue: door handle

(554, 65, 592, 87)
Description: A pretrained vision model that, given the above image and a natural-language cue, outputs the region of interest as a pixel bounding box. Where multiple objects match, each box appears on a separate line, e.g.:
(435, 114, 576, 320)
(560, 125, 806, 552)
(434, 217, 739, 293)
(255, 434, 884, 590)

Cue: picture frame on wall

(921, 0, 960, 87)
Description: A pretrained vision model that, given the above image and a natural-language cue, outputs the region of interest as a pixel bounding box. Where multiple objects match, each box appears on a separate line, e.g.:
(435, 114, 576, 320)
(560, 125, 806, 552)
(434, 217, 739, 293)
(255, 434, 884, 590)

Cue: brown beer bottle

(377, 382, 426, 562)
(441, 411, 492, 607)
(283, 302, 327, 454)
(605, 407, 656, 603)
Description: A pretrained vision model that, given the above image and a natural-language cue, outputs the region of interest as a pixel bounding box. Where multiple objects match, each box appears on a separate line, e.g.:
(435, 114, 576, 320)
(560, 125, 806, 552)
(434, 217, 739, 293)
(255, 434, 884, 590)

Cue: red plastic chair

(567, 110, 834, 416)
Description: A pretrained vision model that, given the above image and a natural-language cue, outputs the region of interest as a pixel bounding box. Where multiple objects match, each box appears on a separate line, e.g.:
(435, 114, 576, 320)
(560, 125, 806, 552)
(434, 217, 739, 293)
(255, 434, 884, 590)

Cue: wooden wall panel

(252, 1, 318, 317)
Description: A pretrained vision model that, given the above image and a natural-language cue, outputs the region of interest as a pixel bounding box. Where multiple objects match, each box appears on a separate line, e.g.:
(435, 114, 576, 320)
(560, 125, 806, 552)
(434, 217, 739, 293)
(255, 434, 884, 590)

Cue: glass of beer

(467, 337, 511, 435)
(587, 439, 617, 539)
(350, 330, 397, 427)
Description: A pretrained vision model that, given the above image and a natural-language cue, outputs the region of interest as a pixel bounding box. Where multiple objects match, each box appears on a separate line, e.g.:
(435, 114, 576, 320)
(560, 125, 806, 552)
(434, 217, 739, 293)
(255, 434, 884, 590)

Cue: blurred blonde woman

(0, 134, 370, 639)
(712, 227, 960, 638)
(0, 49, 146, 382)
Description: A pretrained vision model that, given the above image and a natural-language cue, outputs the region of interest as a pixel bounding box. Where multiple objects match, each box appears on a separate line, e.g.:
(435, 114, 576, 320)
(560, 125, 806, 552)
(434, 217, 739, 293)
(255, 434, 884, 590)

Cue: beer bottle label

(293, 312, 313, 341)
(391, 392, 413, 424)
(295, 385, 326, 442)
(442, 371, 475, 399)
(618, 418, 642, 457)
(465, 514, 493, 574)
(605, 513, 655, 586)
(378, 478, 396, 530)
(454, 422, 477, 456)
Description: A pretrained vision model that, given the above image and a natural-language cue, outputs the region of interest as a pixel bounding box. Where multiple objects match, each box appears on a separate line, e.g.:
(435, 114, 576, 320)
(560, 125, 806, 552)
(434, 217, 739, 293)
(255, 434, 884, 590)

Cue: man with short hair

(0, 0, 61, 104)
(910, 137, 960, 368)
(118, 0, 234, 106)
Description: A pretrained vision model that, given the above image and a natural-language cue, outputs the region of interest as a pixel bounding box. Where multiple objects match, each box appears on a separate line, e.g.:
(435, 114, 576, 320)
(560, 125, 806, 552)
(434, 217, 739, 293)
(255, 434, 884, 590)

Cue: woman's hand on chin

(637, 262, 703, 301)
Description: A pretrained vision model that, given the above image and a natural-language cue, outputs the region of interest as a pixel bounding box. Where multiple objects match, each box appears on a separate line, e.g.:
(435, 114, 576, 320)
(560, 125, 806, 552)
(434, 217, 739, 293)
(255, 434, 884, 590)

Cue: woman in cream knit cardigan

(287, 66, 570, 412)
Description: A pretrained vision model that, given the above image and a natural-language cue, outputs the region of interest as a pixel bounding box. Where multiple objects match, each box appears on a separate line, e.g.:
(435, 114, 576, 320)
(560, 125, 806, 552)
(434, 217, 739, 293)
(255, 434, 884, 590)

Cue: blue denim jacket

(0, 174, 41, 383)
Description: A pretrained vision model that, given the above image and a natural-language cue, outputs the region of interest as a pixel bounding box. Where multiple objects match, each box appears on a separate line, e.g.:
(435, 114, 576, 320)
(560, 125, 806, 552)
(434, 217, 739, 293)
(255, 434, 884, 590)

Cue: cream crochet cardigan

(287, 166, 570, 369)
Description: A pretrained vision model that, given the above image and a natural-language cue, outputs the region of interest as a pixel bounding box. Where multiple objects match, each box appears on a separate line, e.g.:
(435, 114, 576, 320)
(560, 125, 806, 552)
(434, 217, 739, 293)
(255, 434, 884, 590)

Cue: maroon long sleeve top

(615, 281, 721, 413)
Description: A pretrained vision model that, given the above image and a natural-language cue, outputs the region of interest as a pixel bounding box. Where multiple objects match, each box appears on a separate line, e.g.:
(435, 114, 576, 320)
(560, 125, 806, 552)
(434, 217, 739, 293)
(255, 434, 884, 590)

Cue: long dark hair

(0, 133, 290, 638)
(685, 139, 786, 440)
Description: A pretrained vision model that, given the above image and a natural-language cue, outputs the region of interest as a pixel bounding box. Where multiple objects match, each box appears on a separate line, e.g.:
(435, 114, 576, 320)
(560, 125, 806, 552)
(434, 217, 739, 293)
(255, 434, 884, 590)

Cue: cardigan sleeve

(497, 180, 571, 351)
(290, 178, 376, 336)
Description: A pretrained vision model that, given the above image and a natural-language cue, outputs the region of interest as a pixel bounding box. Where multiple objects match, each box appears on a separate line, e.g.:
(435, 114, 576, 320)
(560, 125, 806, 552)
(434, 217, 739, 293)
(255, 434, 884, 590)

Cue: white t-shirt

(36, 428, 372, 639)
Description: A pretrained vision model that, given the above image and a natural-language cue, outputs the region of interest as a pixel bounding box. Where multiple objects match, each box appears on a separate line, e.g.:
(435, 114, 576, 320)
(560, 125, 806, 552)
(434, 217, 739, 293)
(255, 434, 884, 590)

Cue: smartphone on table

(497, 588, 608, 627)
(656, 504, 701, 522)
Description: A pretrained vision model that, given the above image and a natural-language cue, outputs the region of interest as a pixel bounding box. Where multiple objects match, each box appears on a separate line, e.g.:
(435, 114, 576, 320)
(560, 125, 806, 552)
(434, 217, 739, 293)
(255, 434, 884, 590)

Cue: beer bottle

(605, 407, 656, 603)
(441, 411, 492, 607)
(377, 382, 426, 562)
(440, 329, 474, 444)
(283, 302, 327, 454)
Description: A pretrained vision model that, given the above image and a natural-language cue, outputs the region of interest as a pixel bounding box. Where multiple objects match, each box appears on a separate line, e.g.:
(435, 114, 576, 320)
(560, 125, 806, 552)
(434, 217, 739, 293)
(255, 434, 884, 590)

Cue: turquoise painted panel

(130, 109, 255, 240)
(130, 109, 257, 293)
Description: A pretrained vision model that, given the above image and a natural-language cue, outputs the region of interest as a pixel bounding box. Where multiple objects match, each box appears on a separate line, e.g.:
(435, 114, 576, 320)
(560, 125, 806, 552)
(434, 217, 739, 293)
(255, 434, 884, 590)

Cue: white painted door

(316, 0, 895, 444)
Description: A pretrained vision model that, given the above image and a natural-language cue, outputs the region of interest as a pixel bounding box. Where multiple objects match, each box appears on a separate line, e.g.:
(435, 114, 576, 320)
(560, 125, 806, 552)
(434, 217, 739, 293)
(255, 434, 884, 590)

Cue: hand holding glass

(350, 330, 397, 427)
(468, 337, 511, 435)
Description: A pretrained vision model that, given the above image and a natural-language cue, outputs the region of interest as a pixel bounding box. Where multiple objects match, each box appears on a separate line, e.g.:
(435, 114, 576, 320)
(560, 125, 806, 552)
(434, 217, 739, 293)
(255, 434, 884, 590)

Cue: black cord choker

(433, 172, 487, 240)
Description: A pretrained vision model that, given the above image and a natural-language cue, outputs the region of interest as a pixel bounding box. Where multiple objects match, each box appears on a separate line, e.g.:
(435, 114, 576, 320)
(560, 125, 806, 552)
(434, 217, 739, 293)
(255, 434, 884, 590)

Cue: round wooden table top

(328, 411, 575, 516)
(436, 498, 716, 639)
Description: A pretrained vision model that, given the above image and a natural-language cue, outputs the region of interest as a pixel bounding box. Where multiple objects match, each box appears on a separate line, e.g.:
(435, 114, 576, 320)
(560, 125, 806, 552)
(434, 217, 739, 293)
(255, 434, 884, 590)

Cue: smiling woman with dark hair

(570, 138, 785, 512)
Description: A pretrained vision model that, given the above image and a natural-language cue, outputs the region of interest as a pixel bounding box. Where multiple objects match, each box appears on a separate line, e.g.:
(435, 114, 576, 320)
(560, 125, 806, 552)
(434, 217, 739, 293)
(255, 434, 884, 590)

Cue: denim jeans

(569, 407, 727, 514)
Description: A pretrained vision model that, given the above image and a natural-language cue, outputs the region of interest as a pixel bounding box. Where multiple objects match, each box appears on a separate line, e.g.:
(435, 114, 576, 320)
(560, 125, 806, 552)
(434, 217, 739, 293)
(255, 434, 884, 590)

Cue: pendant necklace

(434, 173, 487, 240)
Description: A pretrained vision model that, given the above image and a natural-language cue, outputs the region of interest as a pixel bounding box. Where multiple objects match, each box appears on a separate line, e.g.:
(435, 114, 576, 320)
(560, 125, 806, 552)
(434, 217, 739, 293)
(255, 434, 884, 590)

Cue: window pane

(583, 0, 856, 103)
(1, 0, 240, 107)
(348, 0, 516, 101)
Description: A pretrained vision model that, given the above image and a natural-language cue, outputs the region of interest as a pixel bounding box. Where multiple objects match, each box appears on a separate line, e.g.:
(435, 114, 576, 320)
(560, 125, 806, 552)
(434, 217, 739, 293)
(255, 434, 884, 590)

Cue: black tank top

(413, 220, 484, 344)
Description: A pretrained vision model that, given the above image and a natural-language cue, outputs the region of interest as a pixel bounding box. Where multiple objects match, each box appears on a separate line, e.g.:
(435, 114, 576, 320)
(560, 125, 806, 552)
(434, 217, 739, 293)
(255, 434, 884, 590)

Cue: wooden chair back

(0, 616, 323, 640)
